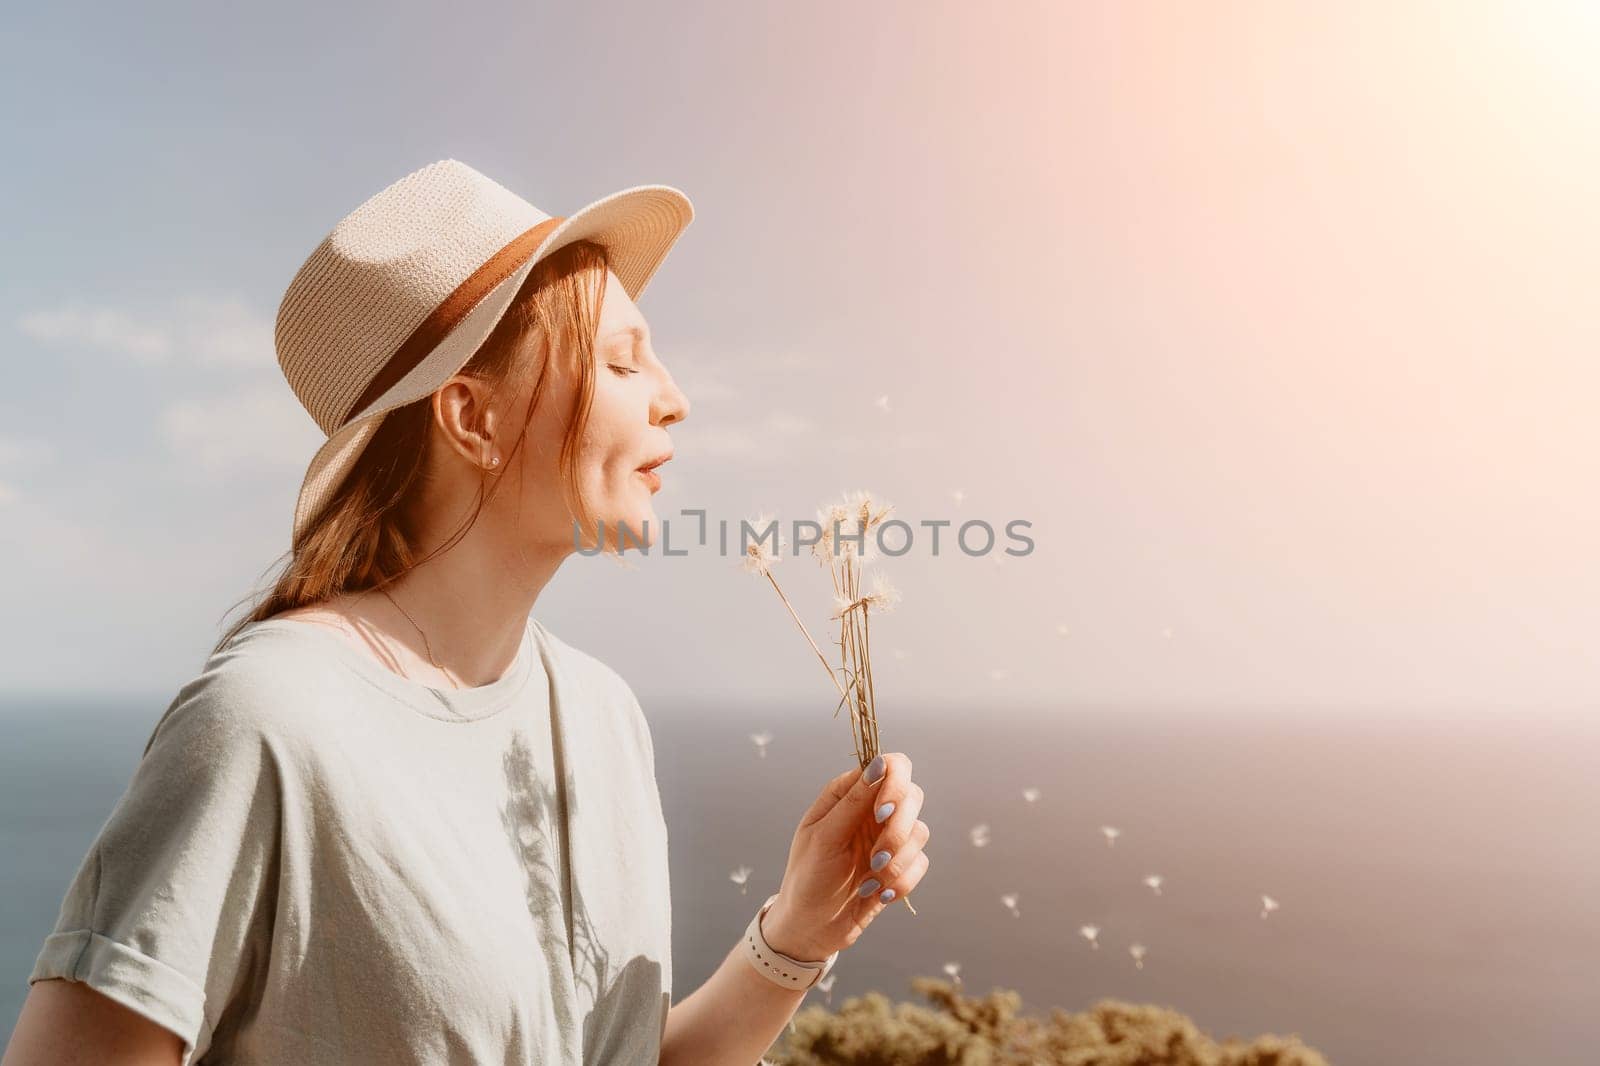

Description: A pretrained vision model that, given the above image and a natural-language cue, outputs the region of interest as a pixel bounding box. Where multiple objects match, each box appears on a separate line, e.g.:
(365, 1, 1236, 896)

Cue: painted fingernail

(875, 801, 896, 824)
(879, 888, 897, 903)
(858, 877, 881, 898)
(865, 754, 886, 784)
(871, 849, 891, 872)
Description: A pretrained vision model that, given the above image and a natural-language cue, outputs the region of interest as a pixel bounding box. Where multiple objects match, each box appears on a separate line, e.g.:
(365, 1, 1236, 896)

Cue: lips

(637, 451, 671, 493)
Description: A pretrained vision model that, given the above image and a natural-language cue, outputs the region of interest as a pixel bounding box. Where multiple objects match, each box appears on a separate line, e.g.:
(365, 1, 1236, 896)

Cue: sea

(2, 697, 1596, 1065)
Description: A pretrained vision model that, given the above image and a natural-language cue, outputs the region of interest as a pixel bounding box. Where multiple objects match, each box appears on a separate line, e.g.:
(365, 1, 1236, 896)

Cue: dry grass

(759, 979, 1331, 1066)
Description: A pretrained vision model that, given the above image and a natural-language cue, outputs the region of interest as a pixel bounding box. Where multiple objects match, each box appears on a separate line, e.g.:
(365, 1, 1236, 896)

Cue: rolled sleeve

(26, 662, 290, 1065)
(31, 923, 209, 1052)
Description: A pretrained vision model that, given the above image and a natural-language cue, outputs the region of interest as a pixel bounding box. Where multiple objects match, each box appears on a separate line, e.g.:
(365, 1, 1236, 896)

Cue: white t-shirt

(28, 614, 673, 1065)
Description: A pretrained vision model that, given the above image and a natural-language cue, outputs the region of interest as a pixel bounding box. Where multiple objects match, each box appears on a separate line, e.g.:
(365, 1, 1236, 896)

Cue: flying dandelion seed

(1101, 825, 1121, 847)
(1143, 875, 1164, 896)
(942, 961, 962, 986)
(1022, 787, 1041, 803)
(950, 488, 965, 505)
(817, 974, 837, 1004)
(749, 731, 772, 759)
(1161, 627, 1173, 640)
(891, 647, 911, 661)
(1129, 943, 1147, 970)
(1000, 893, 1021, 917)
(729, 865, 753, 894)
(969, 823, 992, 848)
(1260, 894, 1280, 919)
(1055, 623, 1070, 637)
(1079, 924, 1100, 949)
(874, 395, 891, 413)
(989, 667, 1010, 681)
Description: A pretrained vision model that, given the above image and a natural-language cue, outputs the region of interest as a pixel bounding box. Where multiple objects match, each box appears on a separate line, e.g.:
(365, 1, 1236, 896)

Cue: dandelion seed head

(866, 570, 901, 613)
(814, 497, 879, 563)
(1079, 924, 1100, 947)
(739, 512, 784, 575)
(843, 488, 893, 529)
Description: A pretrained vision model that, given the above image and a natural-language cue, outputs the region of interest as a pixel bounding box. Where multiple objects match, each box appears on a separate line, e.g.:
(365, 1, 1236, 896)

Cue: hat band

(339, 215, 568, 428)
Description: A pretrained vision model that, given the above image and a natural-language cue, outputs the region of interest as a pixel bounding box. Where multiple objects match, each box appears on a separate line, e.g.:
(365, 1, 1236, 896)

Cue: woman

(3, 160, 932, 1065)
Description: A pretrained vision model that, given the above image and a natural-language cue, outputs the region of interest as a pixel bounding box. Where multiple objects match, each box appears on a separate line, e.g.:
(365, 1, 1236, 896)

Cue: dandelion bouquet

(742, 489, 915, 914)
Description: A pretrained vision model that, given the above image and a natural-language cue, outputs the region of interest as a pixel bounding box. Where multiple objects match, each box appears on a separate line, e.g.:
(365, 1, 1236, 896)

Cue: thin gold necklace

(372, 585, 461, 690)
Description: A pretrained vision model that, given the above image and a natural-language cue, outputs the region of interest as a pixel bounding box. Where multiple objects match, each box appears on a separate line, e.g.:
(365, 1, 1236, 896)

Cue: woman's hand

(761, 752, 931, 961)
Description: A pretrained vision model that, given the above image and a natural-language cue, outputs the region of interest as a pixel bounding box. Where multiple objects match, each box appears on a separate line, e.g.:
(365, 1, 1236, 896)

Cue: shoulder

(145, 621, 351, 762)
(529, 617, 641, 710)
(529, 617, 656, 756)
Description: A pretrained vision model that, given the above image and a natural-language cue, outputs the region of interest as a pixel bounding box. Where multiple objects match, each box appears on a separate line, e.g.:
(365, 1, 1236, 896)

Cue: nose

(652, 368, 690, 427)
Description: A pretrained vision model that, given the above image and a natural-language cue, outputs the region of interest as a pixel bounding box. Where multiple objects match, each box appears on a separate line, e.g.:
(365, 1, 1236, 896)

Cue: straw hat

(275, 158, 694, 545)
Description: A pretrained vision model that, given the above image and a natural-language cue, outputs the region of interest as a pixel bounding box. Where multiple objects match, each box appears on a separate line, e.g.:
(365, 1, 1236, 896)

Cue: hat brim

(290, 183, 693, 545)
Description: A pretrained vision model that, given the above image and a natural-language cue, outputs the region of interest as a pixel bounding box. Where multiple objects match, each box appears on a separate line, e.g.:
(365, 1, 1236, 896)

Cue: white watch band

(743, 893, 838, 991)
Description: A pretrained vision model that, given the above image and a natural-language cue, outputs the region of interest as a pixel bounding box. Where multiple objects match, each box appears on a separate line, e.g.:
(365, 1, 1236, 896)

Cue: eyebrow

(607, 325, 649, 346)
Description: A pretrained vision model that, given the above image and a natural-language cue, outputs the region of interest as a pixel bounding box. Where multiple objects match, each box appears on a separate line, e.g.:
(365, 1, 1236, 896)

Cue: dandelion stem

(765, 569, 850, 702)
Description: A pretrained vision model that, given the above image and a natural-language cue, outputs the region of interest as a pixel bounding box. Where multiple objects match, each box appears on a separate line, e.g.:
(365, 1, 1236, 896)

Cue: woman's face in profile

(516, 267, 691, 554)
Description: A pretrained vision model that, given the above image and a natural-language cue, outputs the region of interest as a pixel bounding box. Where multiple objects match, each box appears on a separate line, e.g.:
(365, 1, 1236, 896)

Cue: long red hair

(211, 240, 611, 656)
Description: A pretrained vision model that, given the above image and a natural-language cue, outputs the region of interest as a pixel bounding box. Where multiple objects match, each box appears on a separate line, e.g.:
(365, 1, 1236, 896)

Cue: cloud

(673, 410, 815, 461)
(16, 296, 274, 369)
(159, 379, 322, 476)
(676, 424, 760, 459)
(172, 296, 275, 368)
(17, 306, 172, 364)
(889, 429, 940, 450)
(0, 436, 57, 467)
(672, 370, 741, 404)
(762, 411, 814, 435)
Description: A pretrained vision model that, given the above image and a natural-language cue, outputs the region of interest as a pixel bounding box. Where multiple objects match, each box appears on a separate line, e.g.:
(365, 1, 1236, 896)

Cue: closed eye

(607, 364, 641, 377)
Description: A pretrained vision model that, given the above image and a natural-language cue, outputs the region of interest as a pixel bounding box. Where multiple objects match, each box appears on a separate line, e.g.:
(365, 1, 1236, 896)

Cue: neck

(347, 516, 572, 687)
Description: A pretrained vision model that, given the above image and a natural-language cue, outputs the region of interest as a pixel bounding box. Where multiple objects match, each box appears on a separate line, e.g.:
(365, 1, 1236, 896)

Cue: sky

(2, 0, 1598, 716)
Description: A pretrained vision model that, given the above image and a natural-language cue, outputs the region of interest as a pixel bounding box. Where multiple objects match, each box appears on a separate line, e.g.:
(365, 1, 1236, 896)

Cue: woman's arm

(658, 900, 816, 1066)
(1, 979, 184, 1066)
(660, 753, 931, 1064)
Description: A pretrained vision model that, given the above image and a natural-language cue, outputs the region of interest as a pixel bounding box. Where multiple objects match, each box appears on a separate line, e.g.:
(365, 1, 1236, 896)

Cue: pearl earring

(490, 456, 500, 467)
